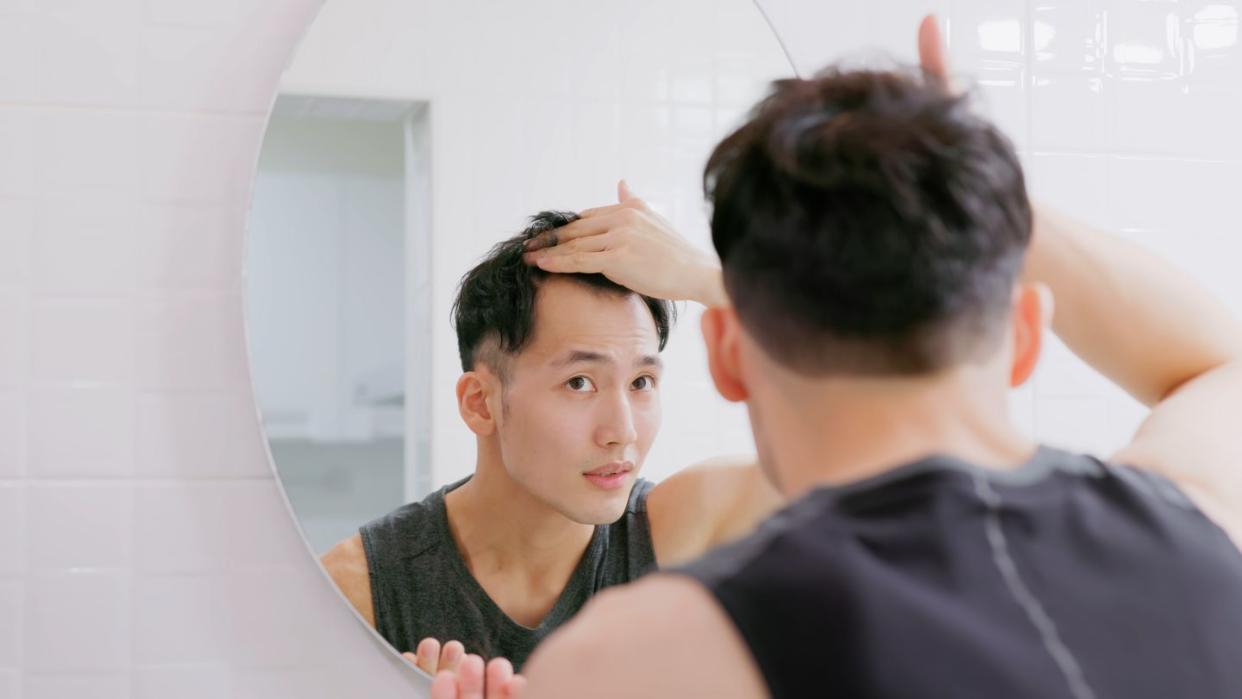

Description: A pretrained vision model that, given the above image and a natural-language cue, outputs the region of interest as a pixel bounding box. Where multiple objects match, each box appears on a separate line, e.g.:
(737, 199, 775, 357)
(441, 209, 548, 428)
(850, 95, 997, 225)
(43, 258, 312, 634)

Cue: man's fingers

(525, 233, 614, 263)
(527, 250, 608, 274)
(917, 14, 951, 85)
(485, 657, 514, 694)
(458, 655, 487, 699)
(501, 675, 528, 699)
(430, 670, 459, 699)
(524, 219, 593, 251)
(440, 640, 466, 672)
(416, 638, 442, 674)
(525, 215, 619, 251)
(577, 202, 629, 220)
(618, 179, 653, 212)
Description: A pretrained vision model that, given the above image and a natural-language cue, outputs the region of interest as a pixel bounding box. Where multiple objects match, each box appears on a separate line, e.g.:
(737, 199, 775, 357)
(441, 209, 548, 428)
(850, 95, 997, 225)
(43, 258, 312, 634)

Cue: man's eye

(566, 376, 596, 392)
(632, 375, 657, 391)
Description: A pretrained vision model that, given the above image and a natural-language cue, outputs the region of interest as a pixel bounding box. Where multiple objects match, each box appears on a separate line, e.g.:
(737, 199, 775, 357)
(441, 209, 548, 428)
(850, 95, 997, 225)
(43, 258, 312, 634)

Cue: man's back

(678, 446, 1242, 698)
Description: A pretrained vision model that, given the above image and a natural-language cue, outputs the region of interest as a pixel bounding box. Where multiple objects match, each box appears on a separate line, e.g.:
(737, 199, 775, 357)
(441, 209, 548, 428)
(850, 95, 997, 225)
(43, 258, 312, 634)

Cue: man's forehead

(524, 277, 661, 360)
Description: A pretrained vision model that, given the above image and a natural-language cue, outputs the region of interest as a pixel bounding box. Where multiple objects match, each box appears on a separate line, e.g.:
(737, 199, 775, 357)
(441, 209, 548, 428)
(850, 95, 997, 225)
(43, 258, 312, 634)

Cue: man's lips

(584, 461, 633, 477)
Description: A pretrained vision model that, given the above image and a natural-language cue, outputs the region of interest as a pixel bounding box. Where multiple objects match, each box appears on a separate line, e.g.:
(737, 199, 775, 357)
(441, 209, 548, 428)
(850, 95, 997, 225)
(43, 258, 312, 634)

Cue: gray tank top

(359, 477, 657, 671)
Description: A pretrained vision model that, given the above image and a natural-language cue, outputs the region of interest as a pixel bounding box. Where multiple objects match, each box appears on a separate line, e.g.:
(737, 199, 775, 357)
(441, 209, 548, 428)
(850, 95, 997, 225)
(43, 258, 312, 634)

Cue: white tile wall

(0, 0, 428, 696)
(26, 485, 133, 570)
(768, 0, 1242, 452)
(23, 572, 131, 672)
(0, 1, 1238, 697)
(279, 0, 790, 486)
(24, 674, 130, 699)
(0, 296, 26, 390)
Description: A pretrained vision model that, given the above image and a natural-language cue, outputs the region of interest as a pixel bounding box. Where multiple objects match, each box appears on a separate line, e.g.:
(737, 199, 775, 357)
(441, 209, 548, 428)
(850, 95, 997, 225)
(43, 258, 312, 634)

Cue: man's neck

(753, 366, 1038, 500)
(444, 442, 595, 585)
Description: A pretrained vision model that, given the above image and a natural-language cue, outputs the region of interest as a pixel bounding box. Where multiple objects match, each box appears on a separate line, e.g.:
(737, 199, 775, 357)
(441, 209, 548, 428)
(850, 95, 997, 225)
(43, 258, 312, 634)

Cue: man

(319, 210, 782, 675)
(436, 15, 1242, 699)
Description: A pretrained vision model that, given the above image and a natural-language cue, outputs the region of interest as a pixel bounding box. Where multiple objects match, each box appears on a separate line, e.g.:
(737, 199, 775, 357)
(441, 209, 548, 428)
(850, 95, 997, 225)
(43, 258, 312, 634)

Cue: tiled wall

(0, 1, 426, 697)
(0, 1, 1239, 697)
(278, 0, 792, 487)
(770, 0, 1242, 458)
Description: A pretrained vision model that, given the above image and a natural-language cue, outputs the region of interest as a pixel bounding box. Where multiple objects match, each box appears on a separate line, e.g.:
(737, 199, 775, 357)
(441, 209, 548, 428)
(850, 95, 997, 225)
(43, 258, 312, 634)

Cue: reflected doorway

(247, 95, 433, 553)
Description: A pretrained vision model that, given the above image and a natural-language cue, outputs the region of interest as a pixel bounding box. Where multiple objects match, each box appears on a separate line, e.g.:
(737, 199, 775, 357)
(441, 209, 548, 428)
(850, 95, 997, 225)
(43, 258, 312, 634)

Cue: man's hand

(522, 180, 727, 306)
(917, 14, 951, 85)
(427, 654, 527, 699)
(403, 637, 467, 676)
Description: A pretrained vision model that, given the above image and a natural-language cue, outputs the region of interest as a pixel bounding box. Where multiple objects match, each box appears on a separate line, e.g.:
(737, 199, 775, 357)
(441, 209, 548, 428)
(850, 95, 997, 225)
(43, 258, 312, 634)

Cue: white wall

(0, 1, 426, 697)
(276, 0, 789, 486)
(279, 0, 793, 486)
(0, 1, 1239, 697)
(766, 0, 1242, 457)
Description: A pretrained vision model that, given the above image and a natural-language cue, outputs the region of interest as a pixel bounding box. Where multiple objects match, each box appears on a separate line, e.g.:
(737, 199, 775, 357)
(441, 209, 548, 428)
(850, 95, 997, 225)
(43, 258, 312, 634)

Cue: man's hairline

(465, 272, 667, 381)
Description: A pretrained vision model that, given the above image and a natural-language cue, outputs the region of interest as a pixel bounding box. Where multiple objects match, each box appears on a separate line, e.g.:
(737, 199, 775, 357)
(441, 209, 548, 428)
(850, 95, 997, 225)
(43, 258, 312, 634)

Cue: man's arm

(917, 14, 1242, 544)
(646, 456, 784, 566)
(320, 533, 376, 626)
(521, 576, 768, 699)
(1025, 209, 1242, 543)
(321, 536, 483, 676)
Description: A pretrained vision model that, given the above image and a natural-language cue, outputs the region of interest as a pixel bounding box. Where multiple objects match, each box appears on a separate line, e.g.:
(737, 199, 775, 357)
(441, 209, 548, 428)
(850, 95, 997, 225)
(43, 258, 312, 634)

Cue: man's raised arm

(1026, 209, 1242, 543)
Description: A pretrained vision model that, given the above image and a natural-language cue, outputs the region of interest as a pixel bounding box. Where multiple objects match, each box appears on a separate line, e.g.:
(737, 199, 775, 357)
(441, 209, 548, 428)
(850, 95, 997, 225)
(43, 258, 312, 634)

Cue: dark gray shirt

(677, 446, 1242, 698)
(359, 477, 657, 671)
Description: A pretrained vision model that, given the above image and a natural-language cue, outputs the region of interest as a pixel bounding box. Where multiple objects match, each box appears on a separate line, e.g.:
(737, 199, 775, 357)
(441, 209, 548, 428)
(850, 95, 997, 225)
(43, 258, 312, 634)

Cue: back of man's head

(705, 66, 1032, 376)
(452, 211, 674, 378)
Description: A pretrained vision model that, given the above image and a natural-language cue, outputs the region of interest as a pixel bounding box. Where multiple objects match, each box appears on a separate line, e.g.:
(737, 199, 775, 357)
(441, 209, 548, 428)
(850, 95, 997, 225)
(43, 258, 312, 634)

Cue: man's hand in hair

(522, 180, 727, 307)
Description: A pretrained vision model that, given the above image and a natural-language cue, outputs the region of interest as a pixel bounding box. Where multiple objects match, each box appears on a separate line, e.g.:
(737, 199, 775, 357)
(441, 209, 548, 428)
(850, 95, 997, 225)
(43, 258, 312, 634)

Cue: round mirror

(246, 0, 792, 673)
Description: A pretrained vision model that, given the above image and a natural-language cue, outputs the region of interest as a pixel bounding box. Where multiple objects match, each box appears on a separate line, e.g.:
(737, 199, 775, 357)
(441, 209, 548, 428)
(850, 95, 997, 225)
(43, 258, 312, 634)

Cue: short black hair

(705, 66, 1032, 376)
(453, 210, 675, 375)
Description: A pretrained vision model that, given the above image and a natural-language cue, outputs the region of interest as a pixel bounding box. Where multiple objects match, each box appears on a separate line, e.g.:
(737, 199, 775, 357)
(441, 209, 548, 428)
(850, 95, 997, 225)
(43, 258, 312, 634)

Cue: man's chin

(561, 479, 634, 525)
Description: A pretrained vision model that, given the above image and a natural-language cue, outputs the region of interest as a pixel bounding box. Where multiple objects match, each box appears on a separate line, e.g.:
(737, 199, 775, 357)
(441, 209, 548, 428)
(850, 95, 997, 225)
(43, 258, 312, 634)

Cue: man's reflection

(319, 211, 781, 671)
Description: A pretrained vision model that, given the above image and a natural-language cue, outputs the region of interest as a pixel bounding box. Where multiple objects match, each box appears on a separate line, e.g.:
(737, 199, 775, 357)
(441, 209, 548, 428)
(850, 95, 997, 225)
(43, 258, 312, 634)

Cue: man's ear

(1010, 283, 1054, 388)
(701, 306, 749, 403)
(456, 370, 498, 436)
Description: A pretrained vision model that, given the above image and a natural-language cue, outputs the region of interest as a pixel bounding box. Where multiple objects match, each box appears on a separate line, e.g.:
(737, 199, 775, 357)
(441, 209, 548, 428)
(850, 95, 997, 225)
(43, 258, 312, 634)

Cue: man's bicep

(1113, 360, 1242, 546)
(320, 533, 377, 627)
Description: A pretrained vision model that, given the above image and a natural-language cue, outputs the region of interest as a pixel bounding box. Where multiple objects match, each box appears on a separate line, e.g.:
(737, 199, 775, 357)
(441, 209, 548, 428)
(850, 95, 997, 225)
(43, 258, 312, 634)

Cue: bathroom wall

(0, 1, 1239, 698)
(767, 0, 1242, 458)
(277, 0, 792, 486)
(0, 2, 425, 697)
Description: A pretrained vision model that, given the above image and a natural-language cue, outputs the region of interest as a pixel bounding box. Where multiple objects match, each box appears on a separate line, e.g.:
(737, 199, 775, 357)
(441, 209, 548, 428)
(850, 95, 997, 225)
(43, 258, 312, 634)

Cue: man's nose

(595, 390, 638, 448)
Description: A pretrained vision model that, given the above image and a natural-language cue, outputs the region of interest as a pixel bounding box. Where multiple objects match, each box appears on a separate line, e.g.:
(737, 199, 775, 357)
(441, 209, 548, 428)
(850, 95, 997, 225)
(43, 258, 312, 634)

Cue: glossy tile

(28, 388, 135, 478)
(26, 484, 133, 570)
(23, 572, 131, 672)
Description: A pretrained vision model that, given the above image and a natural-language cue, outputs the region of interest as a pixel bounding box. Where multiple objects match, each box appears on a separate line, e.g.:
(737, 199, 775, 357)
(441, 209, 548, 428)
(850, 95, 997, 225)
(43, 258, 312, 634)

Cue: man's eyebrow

(551, 350, 613, 367)
(549, 351, 664, 369)
(638, 355, 664, 370)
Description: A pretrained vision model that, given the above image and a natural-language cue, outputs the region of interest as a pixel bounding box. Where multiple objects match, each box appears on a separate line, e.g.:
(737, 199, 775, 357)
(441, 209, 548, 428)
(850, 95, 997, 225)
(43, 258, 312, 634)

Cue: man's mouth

(585, 462, 633, 477)
(583, 462, 634, 490)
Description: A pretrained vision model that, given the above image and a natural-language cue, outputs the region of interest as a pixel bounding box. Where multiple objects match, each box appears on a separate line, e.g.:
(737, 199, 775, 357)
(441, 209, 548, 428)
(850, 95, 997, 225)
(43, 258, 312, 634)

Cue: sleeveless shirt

(359, 477, 657, 671)
(676, 446, 1242, 698)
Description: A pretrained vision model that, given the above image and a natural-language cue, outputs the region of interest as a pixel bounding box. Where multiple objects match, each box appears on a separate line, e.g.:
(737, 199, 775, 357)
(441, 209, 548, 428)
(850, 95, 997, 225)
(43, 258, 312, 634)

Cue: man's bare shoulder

(1111, 360, 1242, 549)
(522, 574, 768, 699)
(647, 455, 783, 566)
(320, 533, 376, 627)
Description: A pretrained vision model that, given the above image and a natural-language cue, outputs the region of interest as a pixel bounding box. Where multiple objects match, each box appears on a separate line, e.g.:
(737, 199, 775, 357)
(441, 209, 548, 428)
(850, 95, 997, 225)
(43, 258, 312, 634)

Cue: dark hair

(453, 210, 675, 375)
(705, 66, 1032, 376)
